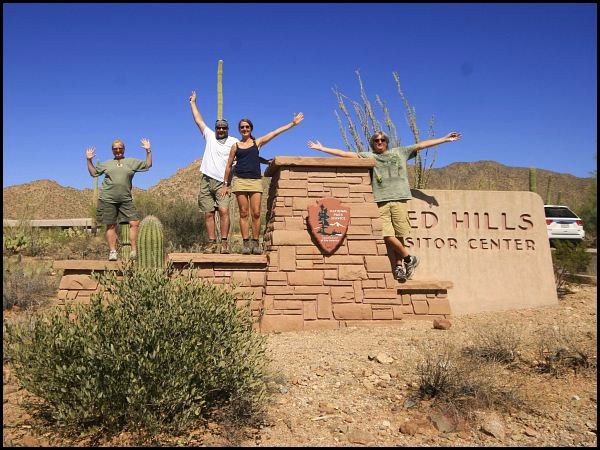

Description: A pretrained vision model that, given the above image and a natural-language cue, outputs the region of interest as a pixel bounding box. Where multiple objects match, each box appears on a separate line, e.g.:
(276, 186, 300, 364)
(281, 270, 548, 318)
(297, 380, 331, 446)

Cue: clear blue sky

(3, 3, 597, 190)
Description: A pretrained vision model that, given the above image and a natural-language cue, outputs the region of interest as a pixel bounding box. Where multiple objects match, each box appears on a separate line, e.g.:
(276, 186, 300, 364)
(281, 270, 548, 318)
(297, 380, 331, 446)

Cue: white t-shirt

(199, 127, 239, 181)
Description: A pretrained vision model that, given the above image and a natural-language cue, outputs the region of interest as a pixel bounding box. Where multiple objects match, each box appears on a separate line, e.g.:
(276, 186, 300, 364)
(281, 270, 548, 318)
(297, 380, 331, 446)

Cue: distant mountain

(3, 160, 594, 220)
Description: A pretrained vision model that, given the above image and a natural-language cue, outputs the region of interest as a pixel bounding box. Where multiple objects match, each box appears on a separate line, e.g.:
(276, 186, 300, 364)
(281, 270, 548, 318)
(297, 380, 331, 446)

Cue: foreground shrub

(4, 261, 270, 432)
(535, 325, 596, 377)
(552, 240, 591, 295)
(463, 324, 522, 364)
(3, 258, 57, 310)
(416, 341, 522, 414)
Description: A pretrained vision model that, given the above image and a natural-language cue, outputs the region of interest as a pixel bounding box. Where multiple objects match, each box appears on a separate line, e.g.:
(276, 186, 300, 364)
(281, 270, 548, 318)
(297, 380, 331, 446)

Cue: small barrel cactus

(137, 215, 164, 268)
(118, 223, 131, 260)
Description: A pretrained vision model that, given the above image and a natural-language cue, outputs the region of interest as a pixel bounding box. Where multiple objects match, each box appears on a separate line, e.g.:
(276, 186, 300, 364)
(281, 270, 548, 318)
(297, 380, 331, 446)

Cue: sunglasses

(216, 126, 228, 130)
(112, 147, 124, 150)
(374, 138, 387, 143)
(239, 125, 251, 130)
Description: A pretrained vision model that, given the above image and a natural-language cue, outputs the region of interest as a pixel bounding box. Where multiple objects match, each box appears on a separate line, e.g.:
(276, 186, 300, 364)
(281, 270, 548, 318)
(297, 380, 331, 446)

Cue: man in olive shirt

(307, 131, 461, 282)
(86, 138, 152, 261)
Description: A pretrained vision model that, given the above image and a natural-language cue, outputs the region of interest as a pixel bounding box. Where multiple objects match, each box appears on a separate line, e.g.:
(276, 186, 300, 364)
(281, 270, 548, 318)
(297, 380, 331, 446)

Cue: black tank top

(234, 140, 261, 179)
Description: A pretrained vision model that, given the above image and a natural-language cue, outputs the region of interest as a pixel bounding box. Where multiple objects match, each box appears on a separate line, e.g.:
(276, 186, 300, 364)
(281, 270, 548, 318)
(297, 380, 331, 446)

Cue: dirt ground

(3, 283, 597, 447)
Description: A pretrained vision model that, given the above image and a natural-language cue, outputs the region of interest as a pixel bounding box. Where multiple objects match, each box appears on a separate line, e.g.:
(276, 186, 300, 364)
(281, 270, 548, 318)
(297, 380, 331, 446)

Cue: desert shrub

(3, 261, 270, 433)
(416, 341, 522, 414)
(463, 325, 522, 364)
(551, 240, 592, 295)
(134, 192, 206, 251)
(535, 326, 596, 377)
(3, 259, 57, 310)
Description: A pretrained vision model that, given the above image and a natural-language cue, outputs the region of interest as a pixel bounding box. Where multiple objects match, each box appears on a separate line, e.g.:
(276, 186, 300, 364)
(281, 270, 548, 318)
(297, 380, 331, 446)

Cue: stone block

(330, 286, 355, 303)
(363, 289, 398, 299)
(303, 302, 317, 320)
(279, 246, 296, 271)
(260, 314, 305, 332)
(59, 275, 99, 290)
(333, 303, 372, 320)
(288, 270, 324, 286)
(392, 305, 404, 319)
(427, 298, 452, 315)
(412, 300, 429, 314)
(271, 230, 313, 245)
(372, 308, 394, 320)
(317, 294, 333, 319)
(365, 256, 393, 272)
(347, 240, 378, 255)
(304, 320, 340, 331)
(339, 265, 368, 280)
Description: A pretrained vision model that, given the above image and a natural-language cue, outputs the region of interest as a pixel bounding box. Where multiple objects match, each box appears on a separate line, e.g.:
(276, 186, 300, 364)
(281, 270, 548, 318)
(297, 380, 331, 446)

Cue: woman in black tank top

(221, 113, 304, 254)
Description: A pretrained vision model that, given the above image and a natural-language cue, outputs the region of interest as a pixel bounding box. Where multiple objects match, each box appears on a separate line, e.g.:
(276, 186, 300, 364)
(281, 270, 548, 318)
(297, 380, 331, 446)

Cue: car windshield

(544, 207, 578, 218)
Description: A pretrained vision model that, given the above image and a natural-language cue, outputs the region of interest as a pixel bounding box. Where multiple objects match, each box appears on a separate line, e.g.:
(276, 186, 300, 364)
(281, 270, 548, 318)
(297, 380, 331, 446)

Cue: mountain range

(3, 159, 594, 220)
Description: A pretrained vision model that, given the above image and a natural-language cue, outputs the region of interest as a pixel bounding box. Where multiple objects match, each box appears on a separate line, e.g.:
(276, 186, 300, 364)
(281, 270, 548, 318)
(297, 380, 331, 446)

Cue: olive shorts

(96, 199, 140, 225)
(232, 176, 263, 194)
(198, 174, 231, 212)
(377, 200, 412, 237)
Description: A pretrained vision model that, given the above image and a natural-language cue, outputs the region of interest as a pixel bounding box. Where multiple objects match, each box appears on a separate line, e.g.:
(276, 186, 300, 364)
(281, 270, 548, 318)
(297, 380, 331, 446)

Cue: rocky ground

(3, 283, 597, 447)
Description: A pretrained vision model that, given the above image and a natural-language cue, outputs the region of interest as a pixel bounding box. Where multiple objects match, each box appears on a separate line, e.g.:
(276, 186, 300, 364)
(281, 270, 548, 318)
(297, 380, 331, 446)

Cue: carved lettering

(519, 214, 534, 230)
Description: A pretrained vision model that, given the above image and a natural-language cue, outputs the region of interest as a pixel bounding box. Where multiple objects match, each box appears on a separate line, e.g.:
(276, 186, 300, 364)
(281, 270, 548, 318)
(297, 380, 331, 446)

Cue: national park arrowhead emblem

(307, 198, 350, 254)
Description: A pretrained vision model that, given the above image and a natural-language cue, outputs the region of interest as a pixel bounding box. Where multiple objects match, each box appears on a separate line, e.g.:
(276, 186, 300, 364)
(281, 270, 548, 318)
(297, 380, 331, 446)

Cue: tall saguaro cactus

(137, 215, 164, 268)
(118, 223, 131, 260)
(91, 160, 99, 235)
(217, 59, 223, 120)
(528, 168, 537, 193)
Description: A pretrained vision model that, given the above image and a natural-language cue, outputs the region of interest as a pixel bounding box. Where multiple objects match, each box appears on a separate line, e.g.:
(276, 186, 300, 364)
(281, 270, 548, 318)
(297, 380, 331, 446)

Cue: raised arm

(219, 144, 238, 198)
(189, 90, 207, 134)
(255, 112, 304, 148)
(140, 138, 153, 168)
(306, 140, 359, 158)
(414, 131, 461, 151)
(85, 146, 97, 176)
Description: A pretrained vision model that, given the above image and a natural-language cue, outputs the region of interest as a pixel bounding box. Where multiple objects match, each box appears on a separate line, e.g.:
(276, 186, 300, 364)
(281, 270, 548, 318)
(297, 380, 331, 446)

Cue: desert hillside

(3, 160, 594, 220)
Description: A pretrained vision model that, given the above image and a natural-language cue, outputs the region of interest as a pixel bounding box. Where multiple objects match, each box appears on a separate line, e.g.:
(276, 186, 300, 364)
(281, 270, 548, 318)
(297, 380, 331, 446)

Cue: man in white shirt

(189, 91, 239, 253)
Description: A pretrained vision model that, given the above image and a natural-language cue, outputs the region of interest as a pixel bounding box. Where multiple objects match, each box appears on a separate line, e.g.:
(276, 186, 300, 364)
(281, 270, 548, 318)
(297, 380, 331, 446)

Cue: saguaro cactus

(137, 215, 164, 268)
(528, 168, 537, 193)
(217, 59, 223, 120)
(91, 160, 99, 235)
(545, 177, 553, 204)
(118, 223, 131, 260)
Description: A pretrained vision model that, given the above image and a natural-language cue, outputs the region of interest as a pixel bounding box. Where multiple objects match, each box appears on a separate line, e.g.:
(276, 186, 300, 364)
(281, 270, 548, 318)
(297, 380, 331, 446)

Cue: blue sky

(3, 3, 597, 190)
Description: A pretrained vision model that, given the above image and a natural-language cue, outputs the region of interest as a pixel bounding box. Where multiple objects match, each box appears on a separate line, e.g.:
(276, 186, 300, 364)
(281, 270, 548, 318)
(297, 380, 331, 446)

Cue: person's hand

(292, 112, 304, 126)
(307, 140, 323, 151)
(189, 91, 197, 103)
(140, 138, 151, 151)
(86, 146, 96, 160)
(218, 185, 229, 199)
(445, 132, 461, 142)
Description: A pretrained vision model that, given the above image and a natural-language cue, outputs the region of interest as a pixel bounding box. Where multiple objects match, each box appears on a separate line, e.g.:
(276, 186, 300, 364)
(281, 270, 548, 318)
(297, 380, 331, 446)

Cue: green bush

(4, 261, 270, 432)
(551, 240, 592, 295)
(463, 325, 522, 364)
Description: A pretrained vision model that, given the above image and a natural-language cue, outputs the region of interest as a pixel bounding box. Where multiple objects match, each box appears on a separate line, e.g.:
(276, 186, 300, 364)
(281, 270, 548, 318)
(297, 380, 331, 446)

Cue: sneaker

(251, 239, 262, 255)
(393, 264, 407, 283)
(205, 240, 218, 254)
(404, 255, 420, 280)
(108, 250, 118, 261)
(129, 250, 137, 260)
(241, 240, 251, 254)
(220, 240, 230, 254)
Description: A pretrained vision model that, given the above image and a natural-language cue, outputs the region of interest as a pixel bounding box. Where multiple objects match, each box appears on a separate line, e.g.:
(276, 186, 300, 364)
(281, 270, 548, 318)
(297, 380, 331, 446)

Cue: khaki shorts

(96, 199, 140, 225)
(232, 176, 263, 194)
(377, 200, 412, 237)
(198, 174, 231, 212)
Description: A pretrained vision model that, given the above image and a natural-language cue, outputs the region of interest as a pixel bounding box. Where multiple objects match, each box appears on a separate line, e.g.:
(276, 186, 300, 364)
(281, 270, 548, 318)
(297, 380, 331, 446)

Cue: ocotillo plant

(529, 168, 537, 193)
(137, 215, 164, 268)
(118, 223, 131, 260)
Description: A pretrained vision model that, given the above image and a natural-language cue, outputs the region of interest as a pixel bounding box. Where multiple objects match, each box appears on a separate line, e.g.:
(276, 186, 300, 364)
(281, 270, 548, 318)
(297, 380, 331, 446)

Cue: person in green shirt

(307, 131, 461, 282)
(86, 138, 153, 261)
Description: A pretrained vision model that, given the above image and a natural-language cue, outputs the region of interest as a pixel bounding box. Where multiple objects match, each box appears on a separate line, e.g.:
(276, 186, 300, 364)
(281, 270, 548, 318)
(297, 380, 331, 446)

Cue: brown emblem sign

(307, 198, 351, 254)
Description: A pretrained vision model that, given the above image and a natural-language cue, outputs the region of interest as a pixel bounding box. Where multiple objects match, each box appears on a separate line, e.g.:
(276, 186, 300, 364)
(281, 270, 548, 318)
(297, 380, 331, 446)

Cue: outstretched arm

(219, 144, 238, 198)
(140, 138, 153, 168)
(255, 112, 304, 148)
(85, 147, 97, 176)
(306, 140, 359, 158)
(414, 132, 461, 151)
(189, 90, 207, 134)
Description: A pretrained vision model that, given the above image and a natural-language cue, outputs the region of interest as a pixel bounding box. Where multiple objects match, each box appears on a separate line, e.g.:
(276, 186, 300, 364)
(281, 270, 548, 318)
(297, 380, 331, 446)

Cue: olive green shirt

(358, 145, 417, 202)
(95, 158, 150, 203)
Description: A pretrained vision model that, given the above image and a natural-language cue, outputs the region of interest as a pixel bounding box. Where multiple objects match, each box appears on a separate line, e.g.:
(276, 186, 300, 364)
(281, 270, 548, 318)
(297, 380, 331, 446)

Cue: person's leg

(106, 224, 118, 252)
(198, 175, 218, 242)
(249, 192, 262, 239)
(129, 220, 140, 253)
(237, 193, 250, 239)
(390, 201, 419, 279)
(204, 211, 217, 241)
(98, 199, 119, 260)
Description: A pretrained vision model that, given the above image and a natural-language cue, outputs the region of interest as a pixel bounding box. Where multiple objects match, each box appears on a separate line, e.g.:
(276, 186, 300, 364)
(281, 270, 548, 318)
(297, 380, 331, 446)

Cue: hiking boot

(205, 240, 218, 254)
(251, 239, 262, 255)
(108, 250, 118, 261)
(393, 264, 407, 283)
(241, 240, 251, 254)
(404, 255, 420, 280)
(129, 250, 137, 260)
(220, 240, 230, 254)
